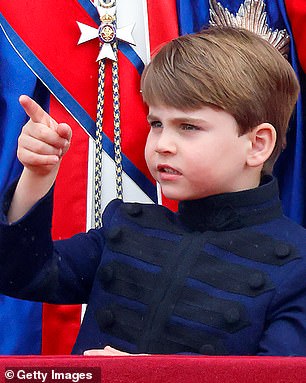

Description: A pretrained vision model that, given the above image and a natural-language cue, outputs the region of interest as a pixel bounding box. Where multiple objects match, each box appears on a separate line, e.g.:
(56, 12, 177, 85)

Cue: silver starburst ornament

(209, 0, 290, 57)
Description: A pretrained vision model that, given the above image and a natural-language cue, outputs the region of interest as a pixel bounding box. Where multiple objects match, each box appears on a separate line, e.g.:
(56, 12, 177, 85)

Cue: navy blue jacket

(1, 176, 306, 355)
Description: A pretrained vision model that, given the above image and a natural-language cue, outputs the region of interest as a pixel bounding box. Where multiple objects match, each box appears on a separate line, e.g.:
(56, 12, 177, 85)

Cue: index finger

(19, 95, 57, 128)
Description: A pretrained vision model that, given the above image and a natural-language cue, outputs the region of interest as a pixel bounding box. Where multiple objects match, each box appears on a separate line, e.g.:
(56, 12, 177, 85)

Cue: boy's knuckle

(16, 148, 23, 162)
(17, 135, 23, 146)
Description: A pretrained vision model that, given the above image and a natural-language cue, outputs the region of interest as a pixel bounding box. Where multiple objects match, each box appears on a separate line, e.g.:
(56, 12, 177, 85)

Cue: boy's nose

(155, 130, 176, 154)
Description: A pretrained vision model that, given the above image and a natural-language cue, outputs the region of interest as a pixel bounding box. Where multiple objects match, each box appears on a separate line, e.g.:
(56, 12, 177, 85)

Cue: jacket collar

(178, 176, 283, 232)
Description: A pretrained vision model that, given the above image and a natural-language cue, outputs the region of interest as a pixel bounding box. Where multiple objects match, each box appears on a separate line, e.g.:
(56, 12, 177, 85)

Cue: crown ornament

(209, 0, 290, 57)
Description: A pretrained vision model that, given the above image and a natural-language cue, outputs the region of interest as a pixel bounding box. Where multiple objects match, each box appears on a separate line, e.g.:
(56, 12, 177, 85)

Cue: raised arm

(8, 95, 72, 223)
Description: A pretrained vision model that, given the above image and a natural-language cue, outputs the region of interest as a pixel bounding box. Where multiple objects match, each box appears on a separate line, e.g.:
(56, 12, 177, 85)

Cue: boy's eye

(149, 121, 162, 129)
(181, 124, 199, 131)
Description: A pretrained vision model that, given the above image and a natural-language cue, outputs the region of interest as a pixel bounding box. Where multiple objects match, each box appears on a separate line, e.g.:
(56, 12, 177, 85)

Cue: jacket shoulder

(102, 199, 181, 233)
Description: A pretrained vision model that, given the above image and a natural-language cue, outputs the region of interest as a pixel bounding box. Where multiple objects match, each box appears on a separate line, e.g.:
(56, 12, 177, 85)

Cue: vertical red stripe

(147, 0, 179, 54)
(285, 0, 306, 72)
(41, 96, 88, 355)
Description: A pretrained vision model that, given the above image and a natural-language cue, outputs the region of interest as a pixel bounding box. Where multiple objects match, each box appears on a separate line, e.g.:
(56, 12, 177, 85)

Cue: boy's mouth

(157, 165, 181, 175)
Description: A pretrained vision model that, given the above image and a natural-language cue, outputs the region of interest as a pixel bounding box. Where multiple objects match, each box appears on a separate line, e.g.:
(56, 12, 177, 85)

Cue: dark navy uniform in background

(0, 176, 306, 355)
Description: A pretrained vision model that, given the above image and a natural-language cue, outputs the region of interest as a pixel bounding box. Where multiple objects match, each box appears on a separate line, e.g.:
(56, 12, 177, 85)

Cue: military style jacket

(1, 176, 306, 355)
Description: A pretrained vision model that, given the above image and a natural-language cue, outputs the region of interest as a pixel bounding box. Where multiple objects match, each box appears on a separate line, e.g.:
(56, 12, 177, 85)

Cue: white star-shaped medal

(77, 4, 135, 61)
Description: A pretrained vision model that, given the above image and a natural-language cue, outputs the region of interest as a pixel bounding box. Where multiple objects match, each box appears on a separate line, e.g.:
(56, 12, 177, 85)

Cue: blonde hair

(141, 26, 300, 173)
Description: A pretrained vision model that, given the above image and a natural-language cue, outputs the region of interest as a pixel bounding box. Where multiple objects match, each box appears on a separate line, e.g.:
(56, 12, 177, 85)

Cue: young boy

(1, 26, 306, 356)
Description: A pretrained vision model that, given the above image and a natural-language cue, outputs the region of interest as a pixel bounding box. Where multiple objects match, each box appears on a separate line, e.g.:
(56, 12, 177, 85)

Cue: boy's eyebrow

(147, 114, 209, 125)
(147, 113, 157, 122)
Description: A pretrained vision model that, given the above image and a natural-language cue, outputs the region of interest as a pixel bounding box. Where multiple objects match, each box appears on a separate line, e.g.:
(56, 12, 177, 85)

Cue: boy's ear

(246, 123, 277, 168)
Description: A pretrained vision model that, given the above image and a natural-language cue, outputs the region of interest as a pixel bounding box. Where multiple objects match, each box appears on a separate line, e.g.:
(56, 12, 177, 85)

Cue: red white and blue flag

(0, 0, 305, 355)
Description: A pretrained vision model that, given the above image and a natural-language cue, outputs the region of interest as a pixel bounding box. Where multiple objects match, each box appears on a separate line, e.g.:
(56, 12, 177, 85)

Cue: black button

(249, 273, 265, 290)
(125, 204, 142, 217)
(199, 344, 216, 355)
(224, 307, 240, 324)
(130, 284, 143, 300)
(96, 309, 115, 330)
(98, 265, 114, 285)
(275, 243, 291, 258)
(107, 227, 122, 241)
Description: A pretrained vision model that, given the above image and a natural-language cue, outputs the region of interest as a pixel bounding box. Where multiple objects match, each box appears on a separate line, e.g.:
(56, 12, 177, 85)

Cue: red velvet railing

(1, 356, 306, 383)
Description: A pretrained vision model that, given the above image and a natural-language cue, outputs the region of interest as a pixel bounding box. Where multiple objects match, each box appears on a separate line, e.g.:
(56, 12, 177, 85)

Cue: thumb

(57, 123, 72, 156)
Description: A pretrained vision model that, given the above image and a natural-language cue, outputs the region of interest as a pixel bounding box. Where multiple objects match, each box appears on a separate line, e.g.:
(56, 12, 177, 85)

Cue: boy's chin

(160, 189, 189, 202)
(159, 190, 181, 201)
(158, 183, 201, 201)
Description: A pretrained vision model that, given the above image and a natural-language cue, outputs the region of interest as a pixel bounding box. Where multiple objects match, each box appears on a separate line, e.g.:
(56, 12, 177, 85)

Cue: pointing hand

(18, 95, 72, 175)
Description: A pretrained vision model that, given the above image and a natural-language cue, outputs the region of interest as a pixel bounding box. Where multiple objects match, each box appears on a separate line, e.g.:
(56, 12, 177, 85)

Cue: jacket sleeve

(0, 180, 113, 304)
(257, 257, 306, 356)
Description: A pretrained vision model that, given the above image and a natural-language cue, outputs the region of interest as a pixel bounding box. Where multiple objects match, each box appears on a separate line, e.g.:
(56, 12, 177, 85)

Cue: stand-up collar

(178, 176, 283, 232)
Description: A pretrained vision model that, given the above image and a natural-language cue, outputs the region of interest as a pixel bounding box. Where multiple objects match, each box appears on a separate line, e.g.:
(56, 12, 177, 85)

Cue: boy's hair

(141, 26, 300, 173)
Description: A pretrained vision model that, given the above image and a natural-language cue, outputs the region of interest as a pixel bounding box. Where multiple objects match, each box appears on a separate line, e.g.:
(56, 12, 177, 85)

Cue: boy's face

(145, 104, 256, 201)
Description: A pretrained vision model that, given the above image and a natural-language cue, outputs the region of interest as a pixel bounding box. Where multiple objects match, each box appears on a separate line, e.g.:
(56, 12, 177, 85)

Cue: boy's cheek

(144, 142, 153, 165)
(145, 156, 157, 181)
